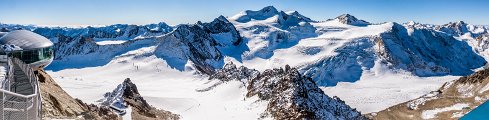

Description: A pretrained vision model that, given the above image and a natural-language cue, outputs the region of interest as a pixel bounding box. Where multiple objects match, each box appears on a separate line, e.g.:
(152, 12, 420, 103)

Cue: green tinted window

(10, 46, 54, 64)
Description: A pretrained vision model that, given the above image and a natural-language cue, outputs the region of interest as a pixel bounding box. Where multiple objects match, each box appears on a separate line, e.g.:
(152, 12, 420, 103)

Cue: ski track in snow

(47, 46, 267, 120)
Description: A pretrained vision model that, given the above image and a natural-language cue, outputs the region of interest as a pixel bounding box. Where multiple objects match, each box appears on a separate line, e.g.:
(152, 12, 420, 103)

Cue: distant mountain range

(2, 5, 489, 120)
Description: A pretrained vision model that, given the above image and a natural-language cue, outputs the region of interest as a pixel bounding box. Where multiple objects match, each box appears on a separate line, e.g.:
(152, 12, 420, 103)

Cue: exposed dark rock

(436, 21, 469, 36)
(168, 24, 222, 75)
(209, 63, 366, 120)
(457, 68, 489, 84)
(248, 66, 365, 120)
(199, 16, 243, 46)
(121, 78, 154, 117)
(75, 99, 121, 120)
(0, 28, 9, 32)
(101, 78, 180, 120)
(208, 62, 259, 82)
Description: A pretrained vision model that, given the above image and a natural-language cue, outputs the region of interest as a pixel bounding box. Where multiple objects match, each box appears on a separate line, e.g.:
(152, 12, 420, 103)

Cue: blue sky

(0, 0, 487, 26)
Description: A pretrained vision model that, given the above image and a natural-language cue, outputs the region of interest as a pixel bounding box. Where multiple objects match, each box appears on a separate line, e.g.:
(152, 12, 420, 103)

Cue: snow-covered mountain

(32, 23, 172, 59)
(436, 21, 487, 37)
(2, 5, 489, 120)
(329, 14, 370, 26)
(155, 22, 224, 75)
(378, 23, 485, 76)
(225, 6, 486, 86)
(1, 16, 240, 73)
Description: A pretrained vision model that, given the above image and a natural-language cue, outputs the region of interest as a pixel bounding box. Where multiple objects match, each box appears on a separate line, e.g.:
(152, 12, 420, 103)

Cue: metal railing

(0, 57, 41, 120)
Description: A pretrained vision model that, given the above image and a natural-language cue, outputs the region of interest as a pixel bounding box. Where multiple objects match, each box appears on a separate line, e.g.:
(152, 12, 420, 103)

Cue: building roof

(0, 30, 53, 50)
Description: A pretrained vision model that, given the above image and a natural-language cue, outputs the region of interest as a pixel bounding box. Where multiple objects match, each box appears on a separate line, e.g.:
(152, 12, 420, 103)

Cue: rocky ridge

(101, 78, 180, 120)
(208, 63, 366, 120)
(331, 14, 370, 26)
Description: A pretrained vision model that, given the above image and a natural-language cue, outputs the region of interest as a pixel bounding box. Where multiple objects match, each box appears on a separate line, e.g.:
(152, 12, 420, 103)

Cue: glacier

(1, 5, 489, 119)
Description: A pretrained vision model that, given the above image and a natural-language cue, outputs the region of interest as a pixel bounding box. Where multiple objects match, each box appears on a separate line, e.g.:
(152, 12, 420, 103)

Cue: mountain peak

(285, 10, 314, 22)
(229, 6, 281, 22)
(337, 14, 354, 19)
(456, 21, 466, 25)
(216, 15, 229, 22)
(334, 14, 370, 26)
(259, 6, 279, 14)
(407, 20, 417, 25)
(288, 11, 300, 15)
(437, 20, 470, 36)
(444, 21, 468, 27)
(229, 6, 315, 30)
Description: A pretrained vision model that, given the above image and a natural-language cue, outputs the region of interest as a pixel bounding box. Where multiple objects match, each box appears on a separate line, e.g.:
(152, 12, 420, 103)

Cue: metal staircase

(0, 57, 41, 120)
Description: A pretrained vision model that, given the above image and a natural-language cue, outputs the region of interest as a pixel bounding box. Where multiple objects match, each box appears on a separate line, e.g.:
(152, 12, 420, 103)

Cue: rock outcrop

(332, 14, 370, 26)
(101, 78, 180, 120)
(209, 63, 366, 120)
(123, 78, 179, 120)
(38, 69, 120, 120)
(155, 16, 243, 75)
(436, 21, 470, 36)
(198, 15, 243, 46)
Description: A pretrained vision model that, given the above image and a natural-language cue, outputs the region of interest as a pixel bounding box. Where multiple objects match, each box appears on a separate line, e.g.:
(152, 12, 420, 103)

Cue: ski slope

(47, 46, 268, 120)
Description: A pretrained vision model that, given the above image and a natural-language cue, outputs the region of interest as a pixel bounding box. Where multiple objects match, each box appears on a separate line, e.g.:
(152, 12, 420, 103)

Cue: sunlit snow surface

(42, 9, 489, 119)
(47, 24, 459, 118)
(321, 60, 458, 113)
(96, 40, 126, 45)
(47, 46, 268, 120)
(94, 38, 128, 45)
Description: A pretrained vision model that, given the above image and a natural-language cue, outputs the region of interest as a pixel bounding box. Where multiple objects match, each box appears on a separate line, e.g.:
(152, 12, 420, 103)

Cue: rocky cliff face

(208, 62, 259, 83)
(166, 24, 223, 74)
(39, 69, 87, 119)
(208, 63, 366, 120)
(154, 16, 243, 74)
(300, 37, 375, 86)
(198, 15, 243, 46)
(39, 68, 178, 120)
(436, 21, 470, 36)
(38, 69, 120, 120)
(377, 23, 485, 76)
